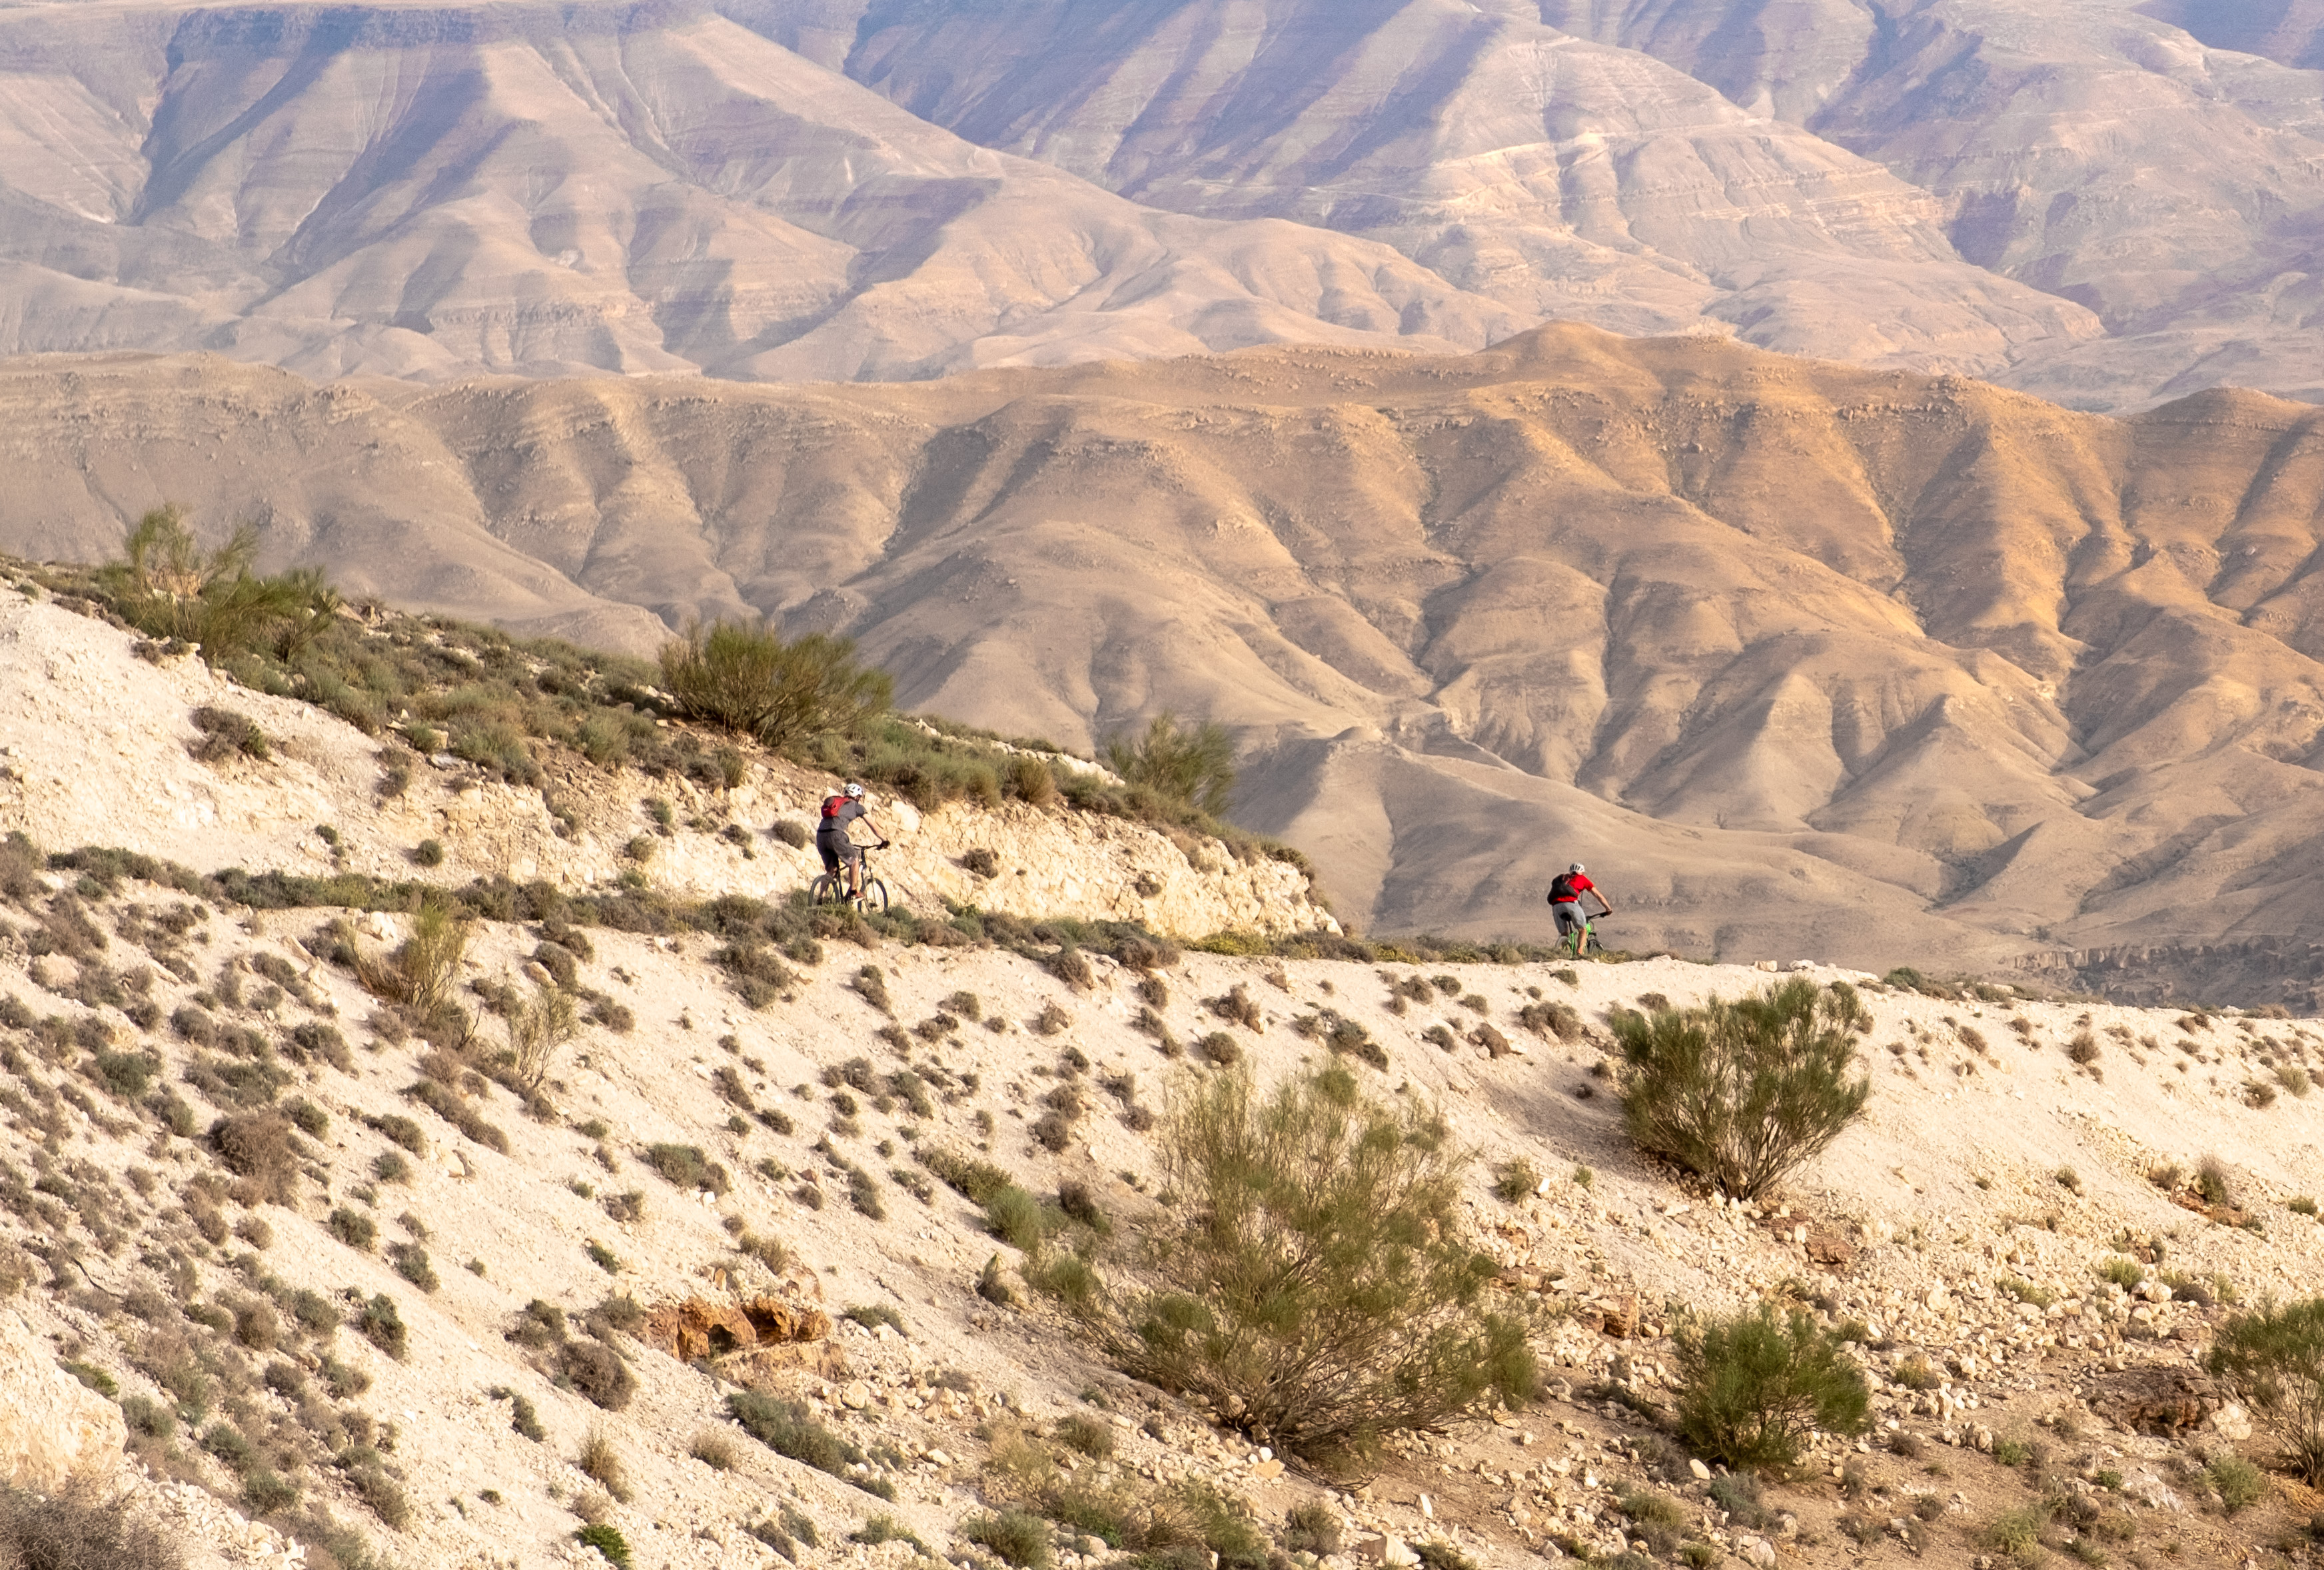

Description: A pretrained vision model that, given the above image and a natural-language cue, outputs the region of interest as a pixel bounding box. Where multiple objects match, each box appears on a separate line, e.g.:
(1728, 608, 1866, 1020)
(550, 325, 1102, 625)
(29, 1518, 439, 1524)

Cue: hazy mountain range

(3, 0, 2324, 407)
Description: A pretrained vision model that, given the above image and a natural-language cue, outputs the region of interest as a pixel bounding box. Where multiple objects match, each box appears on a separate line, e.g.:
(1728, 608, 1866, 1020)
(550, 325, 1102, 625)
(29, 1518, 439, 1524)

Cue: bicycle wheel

(858, 879, 889, 915)
(809, 874, 844, 907)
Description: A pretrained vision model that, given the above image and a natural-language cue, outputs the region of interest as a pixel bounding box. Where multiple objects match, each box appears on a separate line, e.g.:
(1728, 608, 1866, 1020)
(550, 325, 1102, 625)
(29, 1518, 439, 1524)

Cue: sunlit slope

(3, 326, 2323, 983)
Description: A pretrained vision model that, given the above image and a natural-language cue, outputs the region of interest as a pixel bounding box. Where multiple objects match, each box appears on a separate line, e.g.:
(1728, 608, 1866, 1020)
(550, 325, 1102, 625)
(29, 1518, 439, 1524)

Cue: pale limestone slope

(1, 885, 2317, 1568)
(0, 592, 1334, 937)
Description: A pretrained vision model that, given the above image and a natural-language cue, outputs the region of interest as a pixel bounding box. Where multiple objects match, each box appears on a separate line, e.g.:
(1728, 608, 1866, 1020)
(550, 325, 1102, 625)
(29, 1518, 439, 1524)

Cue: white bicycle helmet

(1570, 862, 1585, 874)
(844, 782, 865, 799)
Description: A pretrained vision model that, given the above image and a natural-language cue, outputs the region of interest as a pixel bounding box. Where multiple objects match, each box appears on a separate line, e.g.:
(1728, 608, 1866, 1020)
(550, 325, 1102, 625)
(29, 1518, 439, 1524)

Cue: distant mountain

(0, 0, 2321, 403)
(5, 327, 2323, 994)
(0, 1, 1520, 382)
(762, 0, 2324, 410)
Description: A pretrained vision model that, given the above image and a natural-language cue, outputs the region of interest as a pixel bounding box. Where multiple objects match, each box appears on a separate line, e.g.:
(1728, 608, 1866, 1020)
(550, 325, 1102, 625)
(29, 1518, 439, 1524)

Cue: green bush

(103, 504, 339, 662)
(1614, 979, 1872, 1200)
(1104, 713, 1236, 818)
(576, 1522, 634, 1567)
(658, 619, 891, 750)
(1107, 1062, 1534, 1469)
(2209, 1297, 2324, 1484)
(727, 1393, 891, 1496)
(964, 1510, 1053, 1569)
(2207, 1452, 2266, 1513)
(986, 1186, 1063, 1252)
(357, 1293, 406, 1360)
(1672, 1302, 1870, 1471)
(1982, 1503, 2049, 1566)
(644, 1144, 730, 1194)
(919, 1148, 1013, 1204)
(1493, 1159, 1540, 1202)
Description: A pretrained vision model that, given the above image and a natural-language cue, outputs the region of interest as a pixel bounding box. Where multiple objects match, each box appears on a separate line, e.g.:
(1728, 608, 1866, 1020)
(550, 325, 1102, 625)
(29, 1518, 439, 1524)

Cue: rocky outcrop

(0, 1310, 125, 1491)
(641, 1294, 832, 1363)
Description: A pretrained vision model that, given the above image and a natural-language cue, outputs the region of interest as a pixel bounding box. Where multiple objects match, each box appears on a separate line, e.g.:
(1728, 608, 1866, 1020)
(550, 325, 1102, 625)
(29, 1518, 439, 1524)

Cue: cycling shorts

(1550, 901, 1588, 935)
(817, 837, 864, 872)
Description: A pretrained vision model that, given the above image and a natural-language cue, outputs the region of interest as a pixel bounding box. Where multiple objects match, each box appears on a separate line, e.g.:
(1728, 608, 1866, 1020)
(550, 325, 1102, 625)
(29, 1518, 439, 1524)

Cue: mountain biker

(816, 782, 887, 900)
(1547, 862, 1610, 949)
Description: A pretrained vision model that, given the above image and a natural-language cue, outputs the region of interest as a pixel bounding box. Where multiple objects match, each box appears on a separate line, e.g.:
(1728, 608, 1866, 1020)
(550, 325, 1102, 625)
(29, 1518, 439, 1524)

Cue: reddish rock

(642, 1293, 830, 1362)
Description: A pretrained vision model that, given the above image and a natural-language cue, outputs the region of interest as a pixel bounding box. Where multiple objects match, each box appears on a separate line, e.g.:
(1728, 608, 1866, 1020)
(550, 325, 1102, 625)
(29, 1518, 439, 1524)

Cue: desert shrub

(2097, 1256, 2144, 1290)
(356, 1294, 406, 1360)
(121, 1395, 176, 1441)
(986, 1186, 1063, 1252)
(852, 965, 891, 1015)
(576, 1522, 632, 1567)
(2068, 1031, 2101, 1066)
(921, 1148, 1013, 1204)
(382, 899, 471, 1021)
(1027, 1251, 1101, 1311)
(389, 1244, 438, 1293)
(327, 1208, 377, 1252)
(843, 1303, 906, 1335)
(2207, 1453, 2266, 1513)
(1197, 1031, 1241, 1067)
(1672, 1302, 1870, 1470)
(658, 619, 891, 749)
(1054, 1412, 1116, 1459)
(1107, 1062, 1533, 1468)
(644, 1143, 730, 1194)
(106, 504, 339, 663)
(1283, 1501, 1341, 1556)
(2197, 1156, 2235, 1207)
(1105, 713, 1236, 818)
(210, 1110, 300, 1204)
(1006, 755, 1059, 807)
(1057, 1180, 1107, 1232)
(577, 1427, 632, 1502)
(963, 1510, 1053, 1570)
(564, 1342, 636, 1411)
(1493, 1160, 1540, 1202)
(0, 1479, 185, 1570)
(727, 1392, 891, 1497)
(232, 1299, 281, 1352)
(1614, 979, 1872, 1200)
(2209, 1297, 2324, 1484)
(90, 1049, 161, 1100)
(1049, 944, 1094, 990)
(1996, 1276, 2056, 1308)
(370, 1114, 426, 1155)
(506, 981, 578, 1092)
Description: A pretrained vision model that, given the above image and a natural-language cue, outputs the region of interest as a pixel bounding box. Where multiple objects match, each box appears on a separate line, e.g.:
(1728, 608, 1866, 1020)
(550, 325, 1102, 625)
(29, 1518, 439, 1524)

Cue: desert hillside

(1, 778, 2321, 1570)
(0, 588, 1335, 943)
(3, 330, 2324, 996)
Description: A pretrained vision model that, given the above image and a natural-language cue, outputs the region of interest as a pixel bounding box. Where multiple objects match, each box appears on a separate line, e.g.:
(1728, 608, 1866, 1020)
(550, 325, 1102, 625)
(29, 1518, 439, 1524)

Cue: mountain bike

(810, 839, 890, 914)
(1556, 901, 1610, 960)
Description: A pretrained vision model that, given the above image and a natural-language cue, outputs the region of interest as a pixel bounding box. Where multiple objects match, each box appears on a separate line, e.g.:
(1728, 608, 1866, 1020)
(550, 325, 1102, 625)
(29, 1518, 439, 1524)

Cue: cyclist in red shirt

(1547, 863, 1610, 948)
